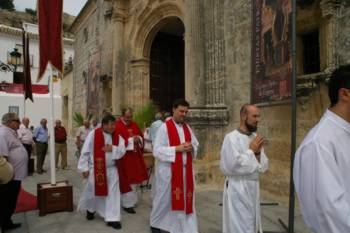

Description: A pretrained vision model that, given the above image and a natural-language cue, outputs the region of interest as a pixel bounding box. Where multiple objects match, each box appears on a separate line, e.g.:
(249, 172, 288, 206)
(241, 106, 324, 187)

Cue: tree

(25, 8, 36, 16)
(0, 0, 15, 11)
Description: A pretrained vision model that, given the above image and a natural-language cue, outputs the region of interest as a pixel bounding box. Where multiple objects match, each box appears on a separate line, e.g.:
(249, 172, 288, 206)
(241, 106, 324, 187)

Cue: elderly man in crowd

(54, 120, 68, 170)
(0, 113, 28, 232)
(33, 119, 49, 174)
(17, 117, 34, 175)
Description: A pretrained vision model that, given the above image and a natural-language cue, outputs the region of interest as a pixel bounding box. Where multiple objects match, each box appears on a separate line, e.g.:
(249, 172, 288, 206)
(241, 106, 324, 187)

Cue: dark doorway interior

(150, 19, 184, 112)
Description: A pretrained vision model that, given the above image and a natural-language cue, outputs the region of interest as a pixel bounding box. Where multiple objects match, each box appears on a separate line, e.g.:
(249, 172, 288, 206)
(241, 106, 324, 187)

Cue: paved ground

(9, 140, 311, 233)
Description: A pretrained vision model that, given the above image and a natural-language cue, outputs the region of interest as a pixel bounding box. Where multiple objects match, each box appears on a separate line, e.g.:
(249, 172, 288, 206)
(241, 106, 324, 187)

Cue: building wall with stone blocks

(70, 0, 350, 204)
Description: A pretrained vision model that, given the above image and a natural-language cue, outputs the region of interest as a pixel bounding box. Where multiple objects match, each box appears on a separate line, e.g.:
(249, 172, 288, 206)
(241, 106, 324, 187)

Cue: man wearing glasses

(0, 112, 28, 232)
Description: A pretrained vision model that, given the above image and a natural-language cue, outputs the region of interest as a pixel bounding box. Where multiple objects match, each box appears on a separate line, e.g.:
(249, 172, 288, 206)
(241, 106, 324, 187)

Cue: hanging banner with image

(251, 0, 292, 105)
(87, 51, 101, 117)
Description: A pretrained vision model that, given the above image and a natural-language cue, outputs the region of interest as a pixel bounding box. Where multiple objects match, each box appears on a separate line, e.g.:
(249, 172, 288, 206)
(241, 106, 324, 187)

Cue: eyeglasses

(12, 119, 20, 123)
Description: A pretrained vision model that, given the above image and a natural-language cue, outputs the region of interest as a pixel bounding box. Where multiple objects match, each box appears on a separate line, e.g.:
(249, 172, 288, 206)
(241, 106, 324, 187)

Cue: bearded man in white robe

(220, 104, 268, 233)
(150, 99, 199, 233)
(78, 115, 126, 230)
(294, 65, 350, 233)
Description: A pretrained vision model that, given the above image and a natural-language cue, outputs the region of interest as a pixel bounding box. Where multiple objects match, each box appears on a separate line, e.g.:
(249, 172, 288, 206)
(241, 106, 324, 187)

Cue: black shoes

(86, 211, 95, 220)
(123, 207, 136, 214)
(2, 222, 21, 232)
(107, 221, 122, 230)
(150, 226, 162, 233)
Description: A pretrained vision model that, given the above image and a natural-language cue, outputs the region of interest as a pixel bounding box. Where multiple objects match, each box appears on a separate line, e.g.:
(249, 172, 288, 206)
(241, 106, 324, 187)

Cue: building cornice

(69, 0, 97, 34)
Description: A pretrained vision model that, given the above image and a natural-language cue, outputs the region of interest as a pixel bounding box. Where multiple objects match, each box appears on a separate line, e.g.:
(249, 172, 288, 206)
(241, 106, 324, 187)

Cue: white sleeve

(77, 131, 94, 172)
(220, 134, 261, 176)
(111, 136, 126, 160)
(189, 126, 199, 159)
(294, 142, 350, 233)
(153, 124, 176, 163)
(258, 147, 268, 173)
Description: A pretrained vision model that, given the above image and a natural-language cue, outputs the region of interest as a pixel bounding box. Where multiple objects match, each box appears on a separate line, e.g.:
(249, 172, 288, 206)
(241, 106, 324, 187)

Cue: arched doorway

(149, 17, 185, 112)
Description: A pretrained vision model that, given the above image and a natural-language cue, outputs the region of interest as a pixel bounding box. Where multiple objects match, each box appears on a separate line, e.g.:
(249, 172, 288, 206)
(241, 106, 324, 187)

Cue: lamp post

(9, 48, 21, 73)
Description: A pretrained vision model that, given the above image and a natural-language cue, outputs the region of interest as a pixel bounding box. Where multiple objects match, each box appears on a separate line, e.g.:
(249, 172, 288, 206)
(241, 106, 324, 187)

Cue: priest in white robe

(294, 65, 350, 233)
(78, 115, 126, 230)
(150, 99, 199, 233)
(220, 104, 268, 233)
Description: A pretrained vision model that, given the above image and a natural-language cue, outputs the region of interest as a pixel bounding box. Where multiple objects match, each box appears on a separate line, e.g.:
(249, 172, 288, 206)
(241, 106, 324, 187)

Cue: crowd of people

(0, 65, 349, 233)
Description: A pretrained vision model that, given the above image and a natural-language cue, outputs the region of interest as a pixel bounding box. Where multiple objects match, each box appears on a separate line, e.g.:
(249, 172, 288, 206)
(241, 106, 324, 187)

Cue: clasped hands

(249, 134, 267, 162)
(175, 142, 193, 153)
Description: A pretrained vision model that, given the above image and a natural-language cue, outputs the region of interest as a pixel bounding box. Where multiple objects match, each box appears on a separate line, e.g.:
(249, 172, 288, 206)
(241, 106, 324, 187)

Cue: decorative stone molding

(296, 70, 332, 109)
(320, 0, 342, 17)
(187, 106, 229, 126)
(132, 3, 184, 59)
(112, 5, 128, 23)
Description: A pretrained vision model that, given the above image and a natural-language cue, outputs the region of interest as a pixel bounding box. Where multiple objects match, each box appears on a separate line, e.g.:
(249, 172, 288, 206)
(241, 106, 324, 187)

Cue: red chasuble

(166, 119, 194, 214)
(115, 118, 148, 194)
(93, 128, 120, 196)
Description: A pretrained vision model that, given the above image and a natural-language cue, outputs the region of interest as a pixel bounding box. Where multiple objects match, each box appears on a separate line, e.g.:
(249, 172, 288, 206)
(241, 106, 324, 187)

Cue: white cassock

(220, 129, 268, 233)
(294, 110, 350, 233)
(77, 130, 126, 222)
(121, 136, 143, 208)
(150, 120, 199, 233)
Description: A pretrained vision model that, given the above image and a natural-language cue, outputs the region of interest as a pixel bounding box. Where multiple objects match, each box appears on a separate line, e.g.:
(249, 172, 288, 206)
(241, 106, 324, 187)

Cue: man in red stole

(78, 115, 126, 230)
(115, 107, 148, 214)
(150, 99, 199, 233)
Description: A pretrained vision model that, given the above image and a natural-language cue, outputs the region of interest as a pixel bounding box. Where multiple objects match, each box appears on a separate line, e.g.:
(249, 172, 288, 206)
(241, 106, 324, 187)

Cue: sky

(13, 0, 88, 16)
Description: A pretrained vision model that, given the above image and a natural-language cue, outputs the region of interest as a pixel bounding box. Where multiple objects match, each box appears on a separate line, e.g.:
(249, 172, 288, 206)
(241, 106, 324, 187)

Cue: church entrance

(149, 17, 185, 112)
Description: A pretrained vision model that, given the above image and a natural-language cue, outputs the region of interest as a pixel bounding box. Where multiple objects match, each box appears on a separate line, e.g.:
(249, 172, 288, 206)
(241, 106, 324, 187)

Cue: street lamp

(9, 48, 21, 72)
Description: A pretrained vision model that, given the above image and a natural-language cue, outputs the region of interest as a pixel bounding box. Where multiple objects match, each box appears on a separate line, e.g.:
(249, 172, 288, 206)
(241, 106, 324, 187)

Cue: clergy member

(220, 104, 268, 233)
(294, 65, 350, 233)
(115, 107, 148, 214)
(78, 114, 126, 230)
(150, 99, 199, 233)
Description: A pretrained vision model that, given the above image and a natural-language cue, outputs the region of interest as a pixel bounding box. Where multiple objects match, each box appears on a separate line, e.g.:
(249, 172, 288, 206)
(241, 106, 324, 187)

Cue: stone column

(128, 58, 150, 110)
(320, 0, 341, 72)
(111, 3, 127, 115)
(204, 0, 226, 107)
(184, 0, 205, 107)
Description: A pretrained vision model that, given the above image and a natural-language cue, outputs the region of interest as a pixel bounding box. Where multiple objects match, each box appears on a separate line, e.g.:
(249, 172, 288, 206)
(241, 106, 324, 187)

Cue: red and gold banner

(37, 0, 63, 82)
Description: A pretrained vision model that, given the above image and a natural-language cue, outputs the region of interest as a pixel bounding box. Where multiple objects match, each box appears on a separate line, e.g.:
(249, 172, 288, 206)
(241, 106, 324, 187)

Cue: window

(302, 30, 320, 74)
(83, 28, 88, 43)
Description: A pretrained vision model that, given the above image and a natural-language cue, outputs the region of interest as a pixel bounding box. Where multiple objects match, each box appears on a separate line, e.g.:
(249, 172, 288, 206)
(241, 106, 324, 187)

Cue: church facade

(68, 0, 350, 203)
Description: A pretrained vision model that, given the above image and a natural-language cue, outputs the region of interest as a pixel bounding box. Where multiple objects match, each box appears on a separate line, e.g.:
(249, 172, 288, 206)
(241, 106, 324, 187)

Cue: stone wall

(70, 0, 350, 204)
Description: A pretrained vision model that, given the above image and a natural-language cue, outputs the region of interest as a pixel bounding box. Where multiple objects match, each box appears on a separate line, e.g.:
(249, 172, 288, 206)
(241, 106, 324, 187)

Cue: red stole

(115, 119, 147, 193)
(93, 127, 119, 196)
(166, 119, 194, 214)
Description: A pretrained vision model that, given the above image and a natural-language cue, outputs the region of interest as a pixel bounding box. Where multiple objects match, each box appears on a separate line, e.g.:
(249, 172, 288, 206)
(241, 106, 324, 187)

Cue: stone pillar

(204, 0, 226, 107)
(111, 3, 127, 115)
(184, 0, 205, 107)
(320, 0, 342, 72)
(128, 58, 150, 110)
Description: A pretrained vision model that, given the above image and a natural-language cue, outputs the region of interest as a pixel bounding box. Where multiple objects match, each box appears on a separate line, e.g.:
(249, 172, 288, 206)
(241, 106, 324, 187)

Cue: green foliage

(133, 103, 157, 130)
(73, 112, 85, 127)
(0, 0, 15, 11)
(73, 112, 94, 127)
(25, 8, 36, 16)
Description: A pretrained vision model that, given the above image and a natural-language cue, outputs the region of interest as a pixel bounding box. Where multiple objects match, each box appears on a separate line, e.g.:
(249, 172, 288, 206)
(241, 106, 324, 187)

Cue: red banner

(0, 83, 49, 94)
(37, 0, 63, 82)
